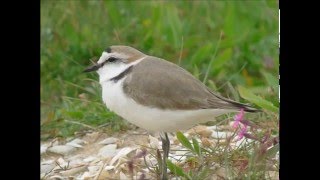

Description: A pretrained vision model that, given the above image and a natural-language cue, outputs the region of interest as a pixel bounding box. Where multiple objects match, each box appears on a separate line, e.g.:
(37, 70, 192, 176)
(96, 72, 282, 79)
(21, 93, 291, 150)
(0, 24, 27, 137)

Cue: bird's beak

(83, 63, 102, 73)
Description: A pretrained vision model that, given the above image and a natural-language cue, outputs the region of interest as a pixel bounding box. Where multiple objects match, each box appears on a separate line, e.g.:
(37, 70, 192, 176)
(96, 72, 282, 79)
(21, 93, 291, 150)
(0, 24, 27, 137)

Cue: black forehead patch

(105, 47, 111, 53)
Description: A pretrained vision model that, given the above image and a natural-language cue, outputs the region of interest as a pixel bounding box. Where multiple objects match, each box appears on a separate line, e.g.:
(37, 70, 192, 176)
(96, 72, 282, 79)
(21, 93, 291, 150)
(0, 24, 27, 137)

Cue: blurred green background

(41, 1, 278, 139)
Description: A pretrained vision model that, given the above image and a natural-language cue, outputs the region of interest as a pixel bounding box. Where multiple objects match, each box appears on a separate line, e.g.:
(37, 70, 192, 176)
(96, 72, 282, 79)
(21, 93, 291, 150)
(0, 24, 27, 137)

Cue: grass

(41, 0, 278, 179)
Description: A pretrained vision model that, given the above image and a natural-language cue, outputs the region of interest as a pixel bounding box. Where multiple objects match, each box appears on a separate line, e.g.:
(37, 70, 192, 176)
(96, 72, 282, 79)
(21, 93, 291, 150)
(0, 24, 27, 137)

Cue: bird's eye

(107, 57, 118, 62)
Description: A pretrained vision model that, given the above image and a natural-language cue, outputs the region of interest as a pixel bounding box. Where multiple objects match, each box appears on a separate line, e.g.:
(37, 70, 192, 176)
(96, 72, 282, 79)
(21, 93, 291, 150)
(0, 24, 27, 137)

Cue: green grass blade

(190, 44, 213, 65)
(238, 85, 278, 113)
(176, 132, 194, 152)
(192, 138, 201, 156)
(167, 160, 191, 180)
(212, 48, 232, 71)
(203, 32, 223, 84)
(227, 82, 240, 102)
(262, 71, 279, 94)
(262, 71, 278, 88)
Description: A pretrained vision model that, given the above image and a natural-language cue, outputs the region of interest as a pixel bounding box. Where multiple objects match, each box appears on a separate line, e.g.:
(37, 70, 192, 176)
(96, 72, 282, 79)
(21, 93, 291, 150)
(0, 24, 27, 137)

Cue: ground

(41, 123, 279, 180)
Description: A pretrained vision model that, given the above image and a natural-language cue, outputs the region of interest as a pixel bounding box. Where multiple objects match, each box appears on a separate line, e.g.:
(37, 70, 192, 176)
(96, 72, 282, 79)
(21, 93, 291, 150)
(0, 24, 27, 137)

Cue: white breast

(100, 78, 236, 132)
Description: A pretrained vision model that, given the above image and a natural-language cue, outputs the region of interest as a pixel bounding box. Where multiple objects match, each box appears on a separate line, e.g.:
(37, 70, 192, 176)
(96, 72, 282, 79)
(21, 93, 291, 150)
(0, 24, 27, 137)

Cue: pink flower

(232, 108, 244, 129)
(237, 124, 248, 141)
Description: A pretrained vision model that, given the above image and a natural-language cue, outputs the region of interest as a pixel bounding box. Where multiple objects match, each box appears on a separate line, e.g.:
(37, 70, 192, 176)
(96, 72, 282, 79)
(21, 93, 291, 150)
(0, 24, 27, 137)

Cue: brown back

(123, 56, 258, 111)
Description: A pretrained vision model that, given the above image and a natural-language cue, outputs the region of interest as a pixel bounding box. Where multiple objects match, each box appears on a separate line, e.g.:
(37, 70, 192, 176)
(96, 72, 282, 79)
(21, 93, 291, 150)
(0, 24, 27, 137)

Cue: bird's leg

(160, 132, 170, 180)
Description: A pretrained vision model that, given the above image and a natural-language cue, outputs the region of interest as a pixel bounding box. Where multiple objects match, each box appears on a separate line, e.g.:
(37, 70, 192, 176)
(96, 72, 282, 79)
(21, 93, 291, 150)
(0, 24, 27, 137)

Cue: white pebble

(47, 145, 76, 155)
(98, 137, 119, 145)
(98, 144, 117, 158)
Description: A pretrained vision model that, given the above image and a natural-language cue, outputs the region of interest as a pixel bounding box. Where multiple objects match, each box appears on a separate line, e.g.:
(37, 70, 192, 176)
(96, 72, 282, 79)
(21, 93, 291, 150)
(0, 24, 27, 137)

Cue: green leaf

(176, 132, 194, 152)
(238, 86, 278, 113)
(192, 138, 201, 156)
(167, 160, 191, 179)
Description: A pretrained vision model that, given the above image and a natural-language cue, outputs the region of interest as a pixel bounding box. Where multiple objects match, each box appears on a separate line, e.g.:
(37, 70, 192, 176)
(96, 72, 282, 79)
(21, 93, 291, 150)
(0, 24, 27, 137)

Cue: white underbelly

(101, 79, 236, 132)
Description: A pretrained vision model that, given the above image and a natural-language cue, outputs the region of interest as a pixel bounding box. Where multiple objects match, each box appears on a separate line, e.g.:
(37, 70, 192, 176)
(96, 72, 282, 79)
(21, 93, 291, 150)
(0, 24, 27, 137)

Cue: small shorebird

(84, 45, 259, 179)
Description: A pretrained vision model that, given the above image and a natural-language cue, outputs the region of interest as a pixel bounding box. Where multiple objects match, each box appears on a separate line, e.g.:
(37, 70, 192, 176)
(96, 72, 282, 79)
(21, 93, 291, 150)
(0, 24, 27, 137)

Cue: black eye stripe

(107, 57, 118, 62)
(100, 57, 120, 67)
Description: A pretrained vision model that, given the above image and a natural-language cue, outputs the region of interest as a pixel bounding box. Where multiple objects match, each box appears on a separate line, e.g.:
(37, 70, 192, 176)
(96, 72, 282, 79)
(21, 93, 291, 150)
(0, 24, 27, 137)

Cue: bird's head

(84, 45, 146, 82)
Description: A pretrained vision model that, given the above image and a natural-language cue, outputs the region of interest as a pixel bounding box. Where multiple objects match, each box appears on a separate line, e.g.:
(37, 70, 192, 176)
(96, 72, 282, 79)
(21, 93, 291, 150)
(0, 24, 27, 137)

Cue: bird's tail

(207, 87, 262, 113)
(228, 101, 261, 112)
(212, 93, 261, 113)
